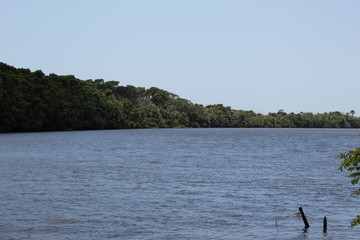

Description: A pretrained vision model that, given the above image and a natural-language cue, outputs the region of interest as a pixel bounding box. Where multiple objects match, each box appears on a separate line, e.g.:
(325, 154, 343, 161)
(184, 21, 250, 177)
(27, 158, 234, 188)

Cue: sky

(1, 0, 359, 115)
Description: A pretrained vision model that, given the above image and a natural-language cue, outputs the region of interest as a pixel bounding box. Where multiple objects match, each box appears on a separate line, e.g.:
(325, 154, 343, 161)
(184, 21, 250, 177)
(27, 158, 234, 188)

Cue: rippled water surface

(1, 128, 360, 239)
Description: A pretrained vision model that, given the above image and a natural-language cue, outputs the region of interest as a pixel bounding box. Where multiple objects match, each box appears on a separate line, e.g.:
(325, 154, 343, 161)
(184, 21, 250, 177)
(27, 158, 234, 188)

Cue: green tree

(350, 110, 356, 117)
(2, 61, 360, 132)
(338, 146, 360, 227)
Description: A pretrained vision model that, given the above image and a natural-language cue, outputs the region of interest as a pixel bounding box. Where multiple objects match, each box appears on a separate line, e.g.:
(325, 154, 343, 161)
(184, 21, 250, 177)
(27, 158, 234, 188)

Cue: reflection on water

(0, 128, 360, 239)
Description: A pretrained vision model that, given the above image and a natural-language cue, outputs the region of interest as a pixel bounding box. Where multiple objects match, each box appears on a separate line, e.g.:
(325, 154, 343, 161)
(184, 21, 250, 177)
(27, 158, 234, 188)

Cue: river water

(1, 128, 360, 239)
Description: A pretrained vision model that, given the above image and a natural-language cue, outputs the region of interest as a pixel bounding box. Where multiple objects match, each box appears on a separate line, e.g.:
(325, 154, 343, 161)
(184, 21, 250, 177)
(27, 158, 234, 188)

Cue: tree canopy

(1, 61, 360, 132)
(338, 146, 360, 228)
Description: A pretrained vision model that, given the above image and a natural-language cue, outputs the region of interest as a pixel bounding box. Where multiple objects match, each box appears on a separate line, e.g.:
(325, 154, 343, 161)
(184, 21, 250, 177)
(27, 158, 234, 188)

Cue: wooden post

(323, 216, 327, 233)
(299, 207, 310, 228)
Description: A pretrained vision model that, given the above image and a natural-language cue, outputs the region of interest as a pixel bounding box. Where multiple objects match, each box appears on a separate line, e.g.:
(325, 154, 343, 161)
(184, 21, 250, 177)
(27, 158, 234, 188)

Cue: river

(1, 128, 360, 239)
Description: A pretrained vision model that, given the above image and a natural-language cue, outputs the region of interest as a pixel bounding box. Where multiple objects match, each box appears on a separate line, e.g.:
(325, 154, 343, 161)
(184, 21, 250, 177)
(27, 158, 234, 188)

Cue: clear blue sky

(1, 0, 359, 115)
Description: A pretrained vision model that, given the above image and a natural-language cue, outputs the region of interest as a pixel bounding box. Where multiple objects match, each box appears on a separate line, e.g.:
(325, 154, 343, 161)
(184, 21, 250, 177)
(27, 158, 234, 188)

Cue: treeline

(0, 62, 359, 132)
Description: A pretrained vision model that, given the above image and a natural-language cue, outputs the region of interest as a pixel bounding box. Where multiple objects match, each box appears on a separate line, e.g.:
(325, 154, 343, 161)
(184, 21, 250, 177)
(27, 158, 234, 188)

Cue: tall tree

(350, 110, 356, 117)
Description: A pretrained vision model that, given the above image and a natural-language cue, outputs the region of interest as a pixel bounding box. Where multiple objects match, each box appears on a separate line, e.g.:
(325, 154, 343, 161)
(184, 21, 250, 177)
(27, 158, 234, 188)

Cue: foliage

(1, 61, 360, 132)
(338, 146, 360, 227)
(349, 216, 360, 228)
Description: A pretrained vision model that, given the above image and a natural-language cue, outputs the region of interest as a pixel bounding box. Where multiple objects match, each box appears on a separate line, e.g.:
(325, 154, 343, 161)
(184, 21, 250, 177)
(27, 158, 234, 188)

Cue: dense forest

(0, 62, 359, 132)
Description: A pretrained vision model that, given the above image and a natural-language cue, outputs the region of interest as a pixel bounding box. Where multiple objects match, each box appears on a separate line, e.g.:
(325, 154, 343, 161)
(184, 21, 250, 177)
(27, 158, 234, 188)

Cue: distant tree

(350, 110, 356, 117)
(338, 146, 360, 227)
(33, 70, 45, 78)
(1, 61, 360, 132)
(277, 109, 286, 116)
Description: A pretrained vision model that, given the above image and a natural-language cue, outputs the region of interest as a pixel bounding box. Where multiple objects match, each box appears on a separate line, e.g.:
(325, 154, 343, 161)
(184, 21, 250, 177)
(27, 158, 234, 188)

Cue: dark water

(1, 128, 360, 240)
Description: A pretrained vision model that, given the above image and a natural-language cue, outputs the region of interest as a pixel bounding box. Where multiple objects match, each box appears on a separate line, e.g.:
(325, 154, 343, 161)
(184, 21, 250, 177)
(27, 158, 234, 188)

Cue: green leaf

(338, 145, 360, 227)
(349, 216, 360, 228)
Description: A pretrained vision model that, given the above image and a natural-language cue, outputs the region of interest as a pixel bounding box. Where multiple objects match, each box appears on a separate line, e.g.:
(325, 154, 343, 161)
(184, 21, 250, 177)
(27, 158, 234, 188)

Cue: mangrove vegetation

(1, 62, 359, 132)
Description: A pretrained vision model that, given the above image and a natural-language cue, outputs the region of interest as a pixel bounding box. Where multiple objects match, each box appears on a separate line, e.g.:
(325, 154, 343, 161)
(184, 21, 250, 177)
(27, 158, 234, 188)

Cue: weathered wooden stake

(323, 216, 327, 233)
(299, 207, 310, 228)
